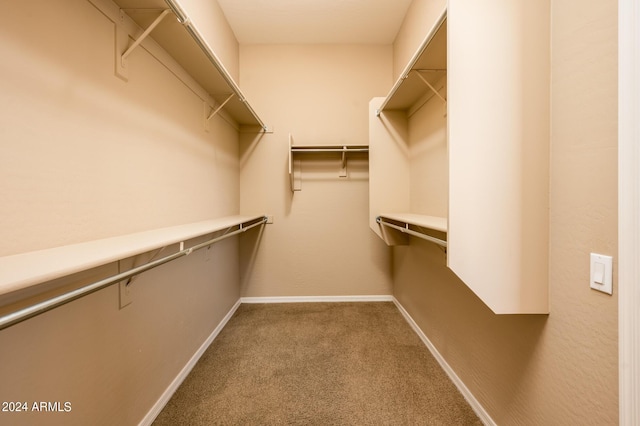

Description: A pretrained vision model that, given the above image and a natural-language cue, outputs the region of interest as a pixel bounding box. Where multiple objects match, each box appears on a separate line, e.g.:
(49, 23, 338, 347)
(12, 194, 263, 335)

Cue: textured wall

(178, 0, 240, 82)
(0, 0, 241, 256)
(238, 45, 394, 297)
(392, 0, 447, 81)
(0, 0, 244, 424)
(394, 0, 618, 424)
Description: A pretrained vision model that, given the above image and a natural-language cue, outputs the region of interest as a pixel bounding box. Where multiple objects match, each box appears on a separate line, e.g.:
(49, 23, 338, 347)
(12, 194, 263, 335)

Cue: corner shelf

(288, 134, 368, 192)
(112, 0, 267, 131)
(377, 214, 447, 247)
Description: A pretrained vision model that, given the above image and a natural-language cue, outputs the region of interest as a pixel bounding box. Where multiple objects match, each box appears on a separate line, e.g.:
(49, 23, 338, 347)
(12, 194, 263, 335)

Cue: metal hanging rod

(290, 147, 369, 153)
(376, 216, 447, 248)
(413, 69, 447, 73)
(0, 217, 267, 331)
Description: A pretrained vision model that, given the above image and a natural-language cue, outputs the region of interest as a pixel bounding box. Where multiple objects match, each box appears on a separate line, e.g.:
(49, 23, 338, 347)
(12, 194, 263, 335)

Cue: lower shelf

(0, 215, 267, 296)
(377, 213, 447, 247)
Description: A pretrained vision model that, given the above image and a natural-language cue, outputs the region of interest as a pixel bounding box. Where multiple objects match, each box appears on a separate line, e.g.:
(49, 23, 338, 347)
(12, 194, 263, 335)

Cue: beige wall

(178, 0, 240, 82)
(409, 85, 448, 217)
(0, 0, 241, 256)
(238, 45, 394, 297)
(394, 0, 618, 424)
(392, 0, 447, 81)
(0, 0, 620, 424)
(0, 0, 244, 424)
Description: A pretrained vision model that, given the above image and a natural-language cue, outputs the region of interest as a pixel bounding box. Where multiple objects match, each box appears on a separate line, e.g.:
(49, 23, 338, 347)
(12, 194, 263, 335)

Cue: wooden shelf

(0, 215, 266, 296)
(378, 9, 447, 116)
(379, 213, 447, 233)
(112, 0, 266, 130)
(377, 214, 447, 247)
(288, 134, 368, 192)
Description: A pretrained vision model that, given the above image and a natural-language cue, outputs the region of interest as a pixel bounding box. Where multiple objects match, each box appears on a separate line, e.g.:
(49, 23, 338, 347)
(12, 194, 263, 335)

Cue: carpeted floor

(153, 302, 482, 425)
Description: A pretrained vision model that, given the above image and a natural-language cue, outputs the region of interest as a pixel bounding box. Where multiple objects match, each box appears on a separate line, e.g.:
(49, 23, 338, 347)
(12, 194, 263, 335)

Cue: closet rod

(376, 217, 447, 248)
(0, 217, 267, 331)
(291, 148, 369, 153)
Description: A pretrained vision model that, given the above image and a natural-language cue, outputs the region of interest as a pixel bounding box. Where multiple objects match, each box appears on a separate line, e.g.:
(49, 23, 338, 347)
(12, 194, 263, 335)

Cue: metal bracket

(414, 70, 447, 104)
(117, 247, 165, 309)
(340, 147, 347, 177)
(203, 94, 235, 131)
(115, 9, 171, 81)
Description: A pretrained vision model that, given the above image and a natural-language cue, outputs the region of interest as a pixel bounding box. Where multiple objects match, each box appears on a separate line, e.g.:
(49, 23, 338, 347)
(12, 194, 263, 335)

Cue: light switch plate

(590, 253, 613, 295)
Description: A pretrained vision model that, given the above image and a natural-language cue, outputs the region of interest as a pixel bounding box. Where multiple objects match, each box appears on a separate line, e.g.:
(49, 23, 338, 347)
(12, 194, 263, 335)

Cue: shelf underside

(114, 0, 263, 128)
(382, 19, 447, 112)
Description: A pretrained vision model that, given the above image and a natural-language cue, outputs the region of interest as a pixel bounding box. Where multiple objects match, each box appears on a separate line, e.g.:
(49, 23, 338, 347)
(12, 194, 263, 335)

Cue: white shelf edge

(378, 213, 447, 233)
(0, 215, 266, 296)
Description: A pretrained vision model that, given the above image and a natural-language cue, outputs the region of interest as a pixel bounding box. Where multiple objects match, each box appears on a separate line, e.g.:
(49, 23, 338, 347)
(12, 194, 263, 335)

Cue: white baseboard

(240, 295, 394, 304)
(392, 298, 496, 426)
(139, 299, 242, 426)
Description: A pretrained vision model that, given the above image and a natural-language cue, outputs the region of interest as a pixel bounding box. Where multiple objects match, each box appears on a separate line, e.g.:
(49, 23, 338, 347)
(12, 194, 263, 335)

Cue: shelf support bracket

(206, 94, 235, 121)
(340, 146, 347, 177)
(121, 9, 172, 64)
(414, 70, 447, 104)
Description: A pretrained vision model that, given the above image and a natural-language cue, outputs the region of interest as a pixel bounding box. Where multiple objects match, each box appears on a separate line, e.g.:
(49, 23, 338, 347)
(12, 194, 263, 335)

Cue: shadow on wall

(239, 131, 267, 170)
(393, 238, 548, 415)
(239, 224, 267, 296)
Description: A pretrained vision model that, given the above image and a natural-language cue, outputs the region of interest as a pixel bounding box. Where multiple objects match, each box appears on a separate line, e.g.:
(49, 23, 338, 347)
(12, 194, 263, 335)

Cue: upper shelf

(112, 0, 266, 130)
(377, 8, 447, 116)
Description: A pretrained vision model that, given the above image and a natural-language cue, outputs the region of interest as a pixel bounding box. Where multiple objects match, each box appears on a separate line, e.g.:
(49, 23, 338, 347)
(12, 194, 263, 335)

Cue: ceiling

(216, 0, 414, 45)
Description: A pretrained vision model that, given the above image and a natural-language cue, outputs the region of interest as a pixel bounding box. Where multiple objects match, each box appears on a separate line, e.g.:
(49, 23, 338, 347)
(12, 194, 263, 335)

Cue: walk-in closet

(0, 0, 620, 425)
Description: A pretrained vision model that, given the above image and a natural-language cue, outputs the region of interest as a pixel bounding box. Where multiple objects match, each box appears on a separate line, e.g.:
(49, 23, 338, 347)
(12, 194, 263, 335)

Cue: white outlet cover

(590, 253, 613, 295)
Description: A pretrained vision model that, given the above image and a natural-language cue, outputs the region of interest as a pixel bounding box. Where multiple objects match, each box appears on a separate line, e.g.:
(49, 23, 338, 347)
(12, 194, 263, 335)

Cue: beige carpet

(153, 302, 482, 425)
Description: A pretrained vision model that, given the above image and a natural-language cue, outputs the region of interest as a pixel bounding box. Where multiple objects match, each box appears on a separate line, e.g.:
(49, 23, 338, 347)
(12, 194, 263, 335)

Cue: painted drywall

(408, 84, 447, 217)
(238, 45, 394, 297)
(177, 0, 240, 82)
(393, 0, 618, 424)
(0, 0, 245, 424)
(392, 0, 447, 82)
(0, 0, 241, 256)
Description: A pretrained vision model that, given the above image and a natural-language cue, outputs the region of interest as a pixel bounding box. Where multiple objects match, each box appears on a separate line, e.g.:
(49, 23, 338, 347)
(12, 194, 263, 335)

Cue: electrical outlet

(266, 215, 274, 224)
